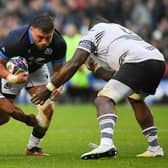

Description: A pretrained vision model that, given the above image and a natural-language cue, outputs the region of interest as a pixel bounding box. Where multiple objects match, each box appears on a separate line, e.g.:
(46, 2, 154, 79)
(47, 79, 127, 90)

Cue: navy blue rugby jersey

(0, 25, 66, 73)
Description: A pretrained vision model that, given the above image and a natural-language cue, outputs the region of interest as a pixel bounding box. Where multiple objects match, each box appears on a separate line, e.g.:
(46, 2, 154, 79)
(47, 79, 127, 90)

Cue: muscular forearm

(50, 49, 89, 88)
(45, 49, 89, 92)
(51, 60, 80, 88)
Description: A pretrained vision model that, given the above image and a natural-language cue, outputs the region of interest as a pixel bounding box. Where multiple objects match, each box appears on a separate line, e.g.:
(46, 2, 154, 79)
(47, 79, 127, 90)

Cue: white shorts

(1, 64, 50, 96)
(98, 79, 134, 103)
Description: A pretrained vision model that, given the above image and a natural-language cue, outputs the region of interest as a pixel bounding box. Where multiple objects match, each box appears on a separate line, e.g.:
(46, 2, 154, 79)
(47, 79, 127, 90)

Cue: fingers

(50, 88, 62, 101)
(31, 96, 45, 105)
(31, 89, 52, 105)
(16, 72, 28, 83)
(50, 94, 60, 101)
(17, 72, 28, 76)
(52, 90, 61, 97)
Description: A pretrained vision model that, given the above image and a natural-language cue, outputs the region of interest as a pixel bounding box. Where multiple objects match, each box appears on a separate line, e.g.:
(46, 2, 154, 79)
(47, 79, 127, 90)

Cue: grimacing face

(31, 27, 54, 49)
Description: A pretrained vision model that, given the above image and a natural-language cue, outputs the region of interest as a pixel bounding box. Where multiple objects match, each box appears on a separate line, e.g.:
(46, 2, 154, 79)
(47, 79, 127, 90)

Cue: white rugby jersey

(78, 23, 164, 71)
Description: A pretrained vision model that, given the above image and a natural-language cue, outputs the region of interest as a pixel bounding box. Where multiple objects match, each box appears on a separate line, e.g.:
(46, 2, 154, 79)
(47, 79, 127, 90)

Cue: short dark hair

(89, 16, 110, 29)
(31, 13, 54, 33)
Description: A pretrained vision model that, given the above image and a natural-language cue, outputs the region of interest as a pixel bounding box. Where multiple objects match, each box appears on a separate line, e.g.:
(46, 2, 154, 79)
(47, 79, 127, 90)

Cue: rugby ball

(6, 56, 28, 74)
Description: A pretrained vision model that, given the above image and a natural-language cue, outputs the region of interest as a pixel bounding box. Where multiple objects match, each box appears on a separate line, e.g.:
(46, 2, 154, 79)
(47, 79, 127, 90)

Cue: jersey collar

(28, 28, 34, 44)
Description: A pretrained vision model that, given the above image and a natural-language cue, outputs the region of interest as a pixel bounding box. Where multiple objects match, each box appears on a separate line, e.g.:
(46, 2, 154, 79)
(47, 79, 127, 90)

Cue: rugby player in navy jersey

(0, 14, 66, 156)
(32, 16, 165, 159)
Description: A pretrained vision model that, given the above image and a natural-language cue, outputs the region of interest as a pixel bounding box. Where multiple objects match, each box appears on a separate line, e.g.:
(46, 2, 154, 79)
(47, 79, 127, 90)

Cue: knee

(36, 100, 55, 128)
(38, 99, 55, 114)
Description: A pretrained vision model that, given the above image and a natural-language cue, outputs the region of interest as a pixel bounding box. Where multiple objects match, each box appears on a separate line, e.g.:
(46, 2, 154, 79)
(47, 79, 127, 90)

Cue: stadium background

(0, 0, 168, 104)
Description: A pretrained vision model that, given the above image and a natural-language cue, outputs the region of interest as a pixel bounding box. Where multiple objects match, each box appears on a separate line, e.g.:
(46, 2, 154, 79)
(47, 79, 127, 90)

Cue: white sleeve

(77, 31, 96, 53)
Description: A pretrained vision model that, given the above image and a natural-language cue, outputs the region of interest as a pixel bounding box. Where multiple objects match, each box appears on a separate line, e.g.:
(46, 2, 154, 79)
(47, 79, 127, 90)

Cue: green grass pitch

(0, 104, 167, 168)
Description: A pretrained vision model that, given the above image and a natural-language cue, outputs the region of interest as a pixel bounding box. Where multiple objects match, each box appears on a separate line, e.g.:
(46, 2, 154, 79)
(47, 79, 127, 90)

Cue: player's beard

(37, 43, 49, 50)
(35, 37, 52, 50)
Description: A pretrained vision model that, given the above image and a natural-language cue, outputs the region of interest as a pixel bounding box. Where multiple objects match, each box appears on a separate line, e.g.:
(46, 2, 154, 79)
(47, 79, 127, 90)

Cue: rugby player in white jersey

(32, 16, 165, 159)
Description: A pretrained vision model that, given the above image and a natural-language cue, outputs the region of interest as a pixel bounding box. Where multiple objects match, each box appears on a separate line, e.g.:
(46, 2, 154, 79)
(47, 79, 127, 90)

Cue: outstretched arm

(51, 49, 89, 87)
(31, 49, 90, 105)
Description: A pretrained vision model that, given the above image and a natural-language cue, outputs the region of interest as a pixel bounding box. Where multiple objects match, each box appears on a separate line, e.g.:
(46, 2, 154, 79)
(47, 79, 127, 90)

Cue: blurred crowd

(0, 0, 168, 103)
(0, 0, 167, 49)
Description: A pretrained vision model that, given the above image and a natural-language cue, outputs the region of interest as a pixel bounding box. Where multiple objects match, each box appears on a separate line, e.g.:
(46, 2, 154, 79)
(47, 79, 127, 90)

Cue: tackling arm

(51, 49, 89, 88)
(49, 64, 64, 101)
(31, 49, 90, 105)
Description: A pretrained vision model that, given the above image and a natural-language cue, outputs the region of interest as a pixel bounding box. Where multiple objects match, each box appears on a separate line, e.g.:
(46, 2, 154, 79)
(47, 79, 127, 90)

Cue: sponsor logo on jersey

(44, 48, 53, 55)
(4, 82, 12, 89)
(119, 51, 128, 65)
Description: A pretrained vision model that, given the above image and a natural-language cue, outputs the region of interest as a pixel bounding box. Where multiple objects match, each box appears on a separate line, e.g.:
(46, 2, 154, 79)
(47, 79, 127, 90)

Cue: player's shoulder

(52, 29, 67, 48)
(88, 23, 113, 37)
(53, 29, 65, 42)
(90, 23, 106, 32)
(91, 23, 113, 30)
(85, 23, 110, 40)
(3, 25, 29, 46)
(7, 25, 28, 40)
(92, 23, 122, 30)
(0, 25, 29, 56)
